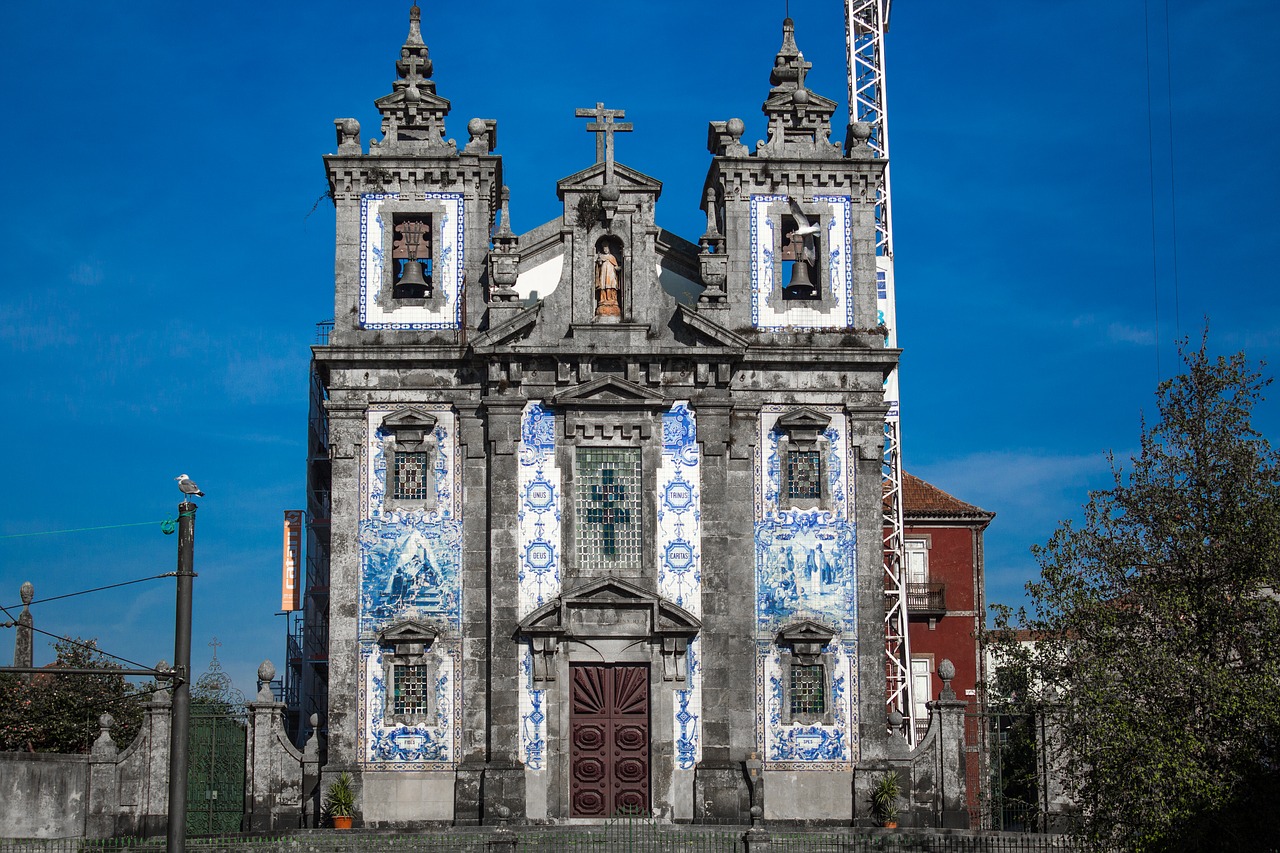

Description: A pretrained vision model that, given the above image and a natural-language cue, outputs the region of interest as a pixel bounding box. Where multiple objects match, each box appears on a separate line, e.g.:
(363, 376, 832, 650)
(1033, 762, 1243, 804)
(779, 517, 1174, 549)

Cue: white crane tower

(844, 0, 917, 745)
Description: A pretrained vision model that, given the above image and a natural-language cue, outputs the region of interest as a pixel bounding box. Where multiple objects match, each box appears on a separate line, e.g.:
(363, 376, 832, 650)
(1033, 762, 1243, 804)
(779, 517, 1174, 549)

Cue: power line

(0, 573, 175, 610)
(1161, 0, 1181, 333)
(0, 518, 176, 540)
(0, 601, 160, 673)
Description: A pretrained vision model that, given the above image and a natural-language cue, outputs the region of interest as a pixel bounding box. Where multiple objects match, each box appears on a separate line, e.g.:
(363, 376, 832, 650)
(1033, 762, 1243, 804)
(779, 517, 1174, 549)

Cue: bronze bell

(783, 258, 817, 299)
(398, 258, 431, 297)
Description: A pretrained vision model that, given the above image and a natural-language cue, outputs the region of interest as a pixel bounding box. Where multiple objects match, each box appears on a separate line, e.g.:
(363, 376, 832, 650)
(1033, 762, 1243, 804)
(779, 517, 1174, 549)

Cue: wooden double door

(569, 663, 650, 817)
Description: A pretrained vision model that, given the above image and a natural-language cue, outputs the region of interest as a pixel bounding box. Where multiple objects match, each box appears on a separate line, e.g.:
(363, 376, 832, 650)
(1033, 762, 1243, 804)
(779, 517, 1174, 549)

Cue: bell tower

(701, 16, 883, 334)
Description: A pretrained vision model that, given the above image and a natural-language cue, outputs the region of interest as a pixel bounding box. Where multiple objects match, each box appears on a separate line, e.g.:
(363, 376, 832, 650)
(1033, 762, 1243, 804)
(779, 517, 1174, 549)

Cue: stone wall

(0, 752, 86, 839)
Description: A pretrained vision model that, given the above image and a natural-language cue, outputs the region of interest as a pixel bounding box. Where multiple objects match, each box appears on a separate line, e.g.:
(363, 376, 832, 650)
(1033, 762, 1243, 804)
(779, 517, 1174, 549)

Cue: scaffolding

(845, 0, 916, 745)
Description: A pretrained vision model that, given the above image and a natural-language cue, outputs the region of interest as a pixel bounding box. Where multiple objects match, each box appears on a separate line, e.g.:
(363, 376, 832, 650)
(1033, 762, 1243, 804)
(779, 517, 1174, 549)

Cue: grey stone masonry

(302, 6, 971, 830)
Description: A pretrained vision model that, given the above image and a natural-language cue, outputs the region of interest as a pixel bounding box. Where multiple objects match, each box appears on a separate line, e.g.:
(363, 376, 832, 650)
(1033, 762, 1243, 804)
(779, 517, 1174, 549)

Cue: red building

(899, 472, 994, 739)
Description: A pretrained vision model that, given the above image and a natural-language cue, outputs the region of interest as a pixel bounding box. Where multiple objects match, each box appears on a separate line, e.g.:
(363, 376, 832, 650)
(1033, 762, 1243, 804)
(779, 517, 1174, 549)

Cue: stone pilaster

(480, 398, 527, 823)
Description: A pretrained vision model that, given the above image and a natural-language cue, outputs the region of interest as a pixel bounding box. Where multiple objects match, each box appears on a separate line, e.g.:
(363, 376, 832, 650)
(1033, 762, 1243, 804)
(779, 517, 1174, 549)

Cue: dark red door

(569, 664, 650, 817)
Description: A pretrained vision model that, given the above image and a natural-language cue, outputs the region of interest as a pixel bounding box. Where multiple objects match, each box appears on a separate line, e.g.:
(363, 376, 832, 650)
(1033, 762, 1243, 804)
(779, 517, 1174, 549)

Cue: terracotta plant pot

(883, 821, 898, 828)
(332, 816, 353, 830)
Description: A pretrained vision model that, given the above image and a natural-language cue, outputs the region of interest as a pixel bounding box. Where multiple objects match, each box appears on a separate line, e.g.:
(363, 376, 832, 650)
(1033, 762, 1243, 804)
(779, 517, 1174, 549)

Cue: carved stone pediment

(775, 619, 837, 664)
(555, 162, 662, 196)
(518, 577, 700, 684)
(775, 407, 832, 439)
(381, 408, 439, 448)
(548, 376, 669, 411)
(377, 620, 439, 655)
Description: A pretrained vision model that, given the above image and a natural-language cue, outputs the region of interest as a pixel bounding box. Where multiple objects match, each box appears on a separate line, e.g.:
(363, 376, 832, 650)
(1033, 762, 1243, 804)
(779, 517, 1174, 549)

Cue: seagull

(786, 195, 821, 238)
(175, 474, 205, 498)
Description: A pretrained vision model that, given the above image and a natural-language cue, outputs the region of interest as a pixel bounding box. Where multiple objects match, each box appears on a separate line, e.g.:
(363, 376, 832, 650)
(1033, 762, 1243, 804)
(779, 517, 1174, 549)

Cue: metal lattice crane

(845, 0, 917, 745)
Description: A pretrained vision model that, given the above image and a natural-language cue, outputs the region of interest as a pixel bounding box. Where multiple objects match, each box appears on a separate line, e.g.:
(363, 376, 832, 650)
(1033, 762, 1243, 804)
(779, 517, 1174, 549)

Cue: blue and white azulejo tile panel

(753, 406, 859, 768)
(658, 403, 702, 769)
(358, 404, 463, 768)
(749, 194, 855, 331)
(358, 642, 461, 769)
(517, 402, 561, 618)
(518, 402, 560, 769)
(755, 640, 859, 770)
(358, 192, 465, 330)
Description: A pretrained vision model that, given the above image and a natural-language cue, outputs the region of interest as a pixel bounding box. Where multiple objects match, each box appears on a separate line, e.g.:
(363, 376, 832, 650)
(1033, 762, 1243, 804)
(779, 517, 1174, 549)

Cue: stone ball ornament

(599, 183, 621, 203)
(258, 660, 276, 684)
(726, 117, 745, 139)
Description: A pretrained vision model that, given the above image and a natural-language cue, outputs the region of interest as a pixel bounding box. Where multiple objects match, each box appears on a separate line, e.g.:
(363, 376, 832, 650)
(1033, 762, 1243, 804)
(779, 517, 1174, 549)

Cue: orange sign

(282, 510, 303, 611)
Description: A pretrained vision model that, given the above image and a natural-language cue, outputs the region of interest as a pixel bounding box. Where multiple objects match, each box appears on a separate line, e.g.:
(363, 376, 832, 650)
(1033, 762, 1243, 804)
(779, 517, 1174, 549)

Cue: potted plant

(324, 772, 356, 829)
(870, 770, 902, 828)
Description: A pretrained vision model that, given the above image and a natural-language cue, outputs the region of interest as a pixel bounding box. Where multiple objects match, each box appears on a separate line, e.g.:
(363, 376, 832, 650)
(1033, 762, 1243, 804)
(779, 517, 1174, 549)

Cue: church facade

(303, 6, 967, 827)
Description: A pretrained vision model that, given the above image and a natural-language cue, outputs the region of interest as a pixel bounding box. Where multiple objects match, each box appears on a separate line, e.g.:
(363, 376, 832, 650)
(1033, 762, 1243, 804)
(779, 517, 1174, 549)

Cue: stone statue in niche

(594, 243, 621, 320)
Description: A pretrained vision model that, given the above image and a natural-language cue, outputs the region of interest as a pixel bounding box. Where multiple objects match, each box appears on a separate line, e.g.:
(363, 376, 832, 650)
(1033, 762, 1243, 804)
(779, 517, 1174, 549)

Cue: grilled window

(576, 448, 642, 570)
(790, 664, 826, 716)
(392, 664, 430, 717)
(393, 451, 431, 501)
(786, 450, 822, 500)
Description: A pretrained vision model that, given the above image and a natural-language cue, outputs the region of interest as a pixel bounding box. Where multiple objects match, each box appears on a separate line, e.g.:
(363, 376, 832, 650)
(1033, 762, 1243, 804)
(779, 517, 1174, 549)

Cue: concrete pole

(167, 501, 197, 853)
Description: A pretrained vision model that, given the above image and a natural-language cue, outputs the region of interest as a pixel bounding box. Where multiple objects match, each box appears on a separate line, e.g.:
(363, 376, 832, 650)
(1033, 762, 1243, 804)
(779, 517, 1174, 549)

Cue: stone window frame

(572, 445, 645, 574)
(776, 620, 838, 726)
(376, 621, 440, 728)
(376, 198, 451, 312)
(774, 408, 834, 512)
(380, 408, 439, 513)
(771, 199, 832, 307)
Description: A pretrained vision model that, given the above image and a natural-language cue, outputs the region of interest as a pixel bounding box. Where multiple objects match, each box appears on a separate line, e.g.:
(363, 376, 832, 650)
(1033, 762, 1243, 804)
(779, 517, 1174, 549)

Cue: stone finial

(489, 186, 519, 303)
(938, 658, 957, 700)
(370, 4, 455, 155)
(464, 118, 498, 154)
(92, 713, 117, 758)
(14, 581, 33, 668)
(257, 659, 276, 702)
(887, 707, 905, 738)
(757, 18, 842, 159)
(335, 118, 361, 154)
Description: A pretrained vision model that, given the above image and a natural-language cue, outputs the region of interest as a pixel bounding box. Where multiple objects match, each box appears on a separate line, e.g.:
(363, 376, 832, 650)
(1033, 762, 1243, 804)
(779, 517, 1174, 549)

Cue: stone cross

(575, 102, 633, 185)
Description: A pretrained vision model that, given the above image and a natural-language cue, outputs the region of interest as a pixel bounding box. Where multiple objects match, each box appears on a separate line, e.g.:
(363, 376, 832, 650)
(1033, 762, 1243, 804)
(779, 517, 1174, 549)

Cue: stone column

(322, 403, 365, 784)
(243, 662, 305, 832)
(479, 398, 527, 822)
(13, 581, 33, 668)
(455, 404, 491, 824)
(692, 401, 754, 823)
(928, 659, 969, 829)
(301, 714, 324, 827)
(85, 713, 120, 838)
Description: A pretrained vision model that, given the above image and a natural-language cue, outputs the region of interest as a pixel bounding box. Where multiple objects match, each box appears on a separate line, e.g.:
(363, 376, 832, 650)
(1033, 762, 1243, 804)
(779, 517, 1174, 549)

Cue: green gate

(185, 642, 248, 835)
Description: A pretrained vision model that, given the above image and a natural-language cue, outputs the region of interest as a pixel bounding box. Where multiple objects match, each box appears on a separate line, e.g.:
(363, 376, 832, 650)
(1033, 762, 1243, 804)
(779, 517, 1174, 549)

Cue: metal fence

(0, 829, 1078, 853)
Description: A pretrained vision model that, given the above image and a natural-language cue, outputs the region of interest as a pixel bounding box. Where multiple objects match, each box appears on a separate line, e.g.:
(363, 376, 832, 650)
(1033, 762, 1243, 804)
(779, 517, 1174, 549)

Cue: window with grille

(392, 664, 430, 717)
(393, 451, 431, 501)
(576, 448, 642, 571)
(786, 450, 822, 500)
(790, 664, 826, 716)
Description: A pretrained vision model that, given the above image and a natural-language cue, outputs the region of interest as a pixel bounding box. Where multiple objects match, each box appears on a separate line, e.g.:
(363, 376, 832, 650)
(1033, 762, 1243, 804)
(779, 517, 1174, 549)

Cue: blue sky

(1, 0, 1277, 696)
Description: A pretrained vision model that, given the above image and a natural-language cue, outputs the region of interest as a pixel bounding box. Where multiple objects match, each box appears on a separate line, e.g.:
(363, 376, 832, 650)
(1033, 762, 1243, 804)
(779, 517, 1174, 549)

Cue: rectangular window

(790, 664, 826, 716)
(392, 451, 431, 501)
(392, 663, 430, 717)
(786, 450, 822, 500)
(576, 447, 643, 571)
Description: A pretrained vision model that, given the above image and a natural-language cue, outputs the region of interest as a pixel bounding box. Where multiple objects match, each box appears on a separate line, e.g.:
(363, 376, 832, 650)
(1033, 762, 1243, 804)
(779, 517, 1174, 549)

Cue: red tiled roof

(898, 472, 994, 520)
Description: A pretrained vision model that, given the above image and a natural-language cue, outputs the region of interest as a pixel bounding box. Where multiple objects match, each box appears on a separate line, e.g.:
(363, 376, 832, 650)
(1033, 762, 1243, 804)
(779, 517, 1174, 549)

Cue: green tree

(0, 638, 145, 753)
(989, 336, 1280, 852)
